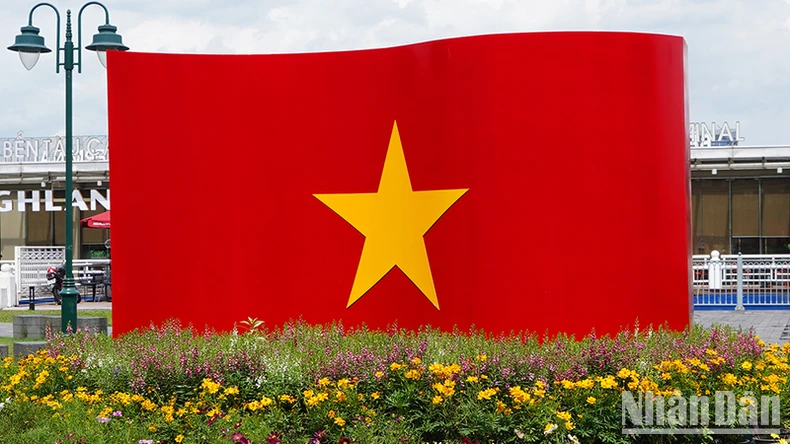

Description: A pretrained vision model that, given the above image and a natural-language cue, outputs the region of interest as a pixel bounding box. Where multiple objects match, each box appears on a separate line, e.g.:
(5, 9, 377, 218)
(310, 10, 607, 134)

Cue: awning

(80, 210, 110, 229)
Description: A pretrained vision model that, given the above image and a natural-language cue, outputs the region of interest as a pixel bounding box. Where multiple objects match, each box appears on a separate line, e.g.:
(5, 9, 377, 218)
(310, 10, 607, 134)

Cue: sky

(1, 0, 789, 145)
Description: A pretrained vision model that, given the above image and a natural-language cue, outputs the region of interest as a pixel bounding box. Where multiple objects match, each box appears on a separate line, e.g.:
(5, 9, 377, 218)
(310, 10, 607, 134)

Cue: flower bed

(0, 319, 787, 443)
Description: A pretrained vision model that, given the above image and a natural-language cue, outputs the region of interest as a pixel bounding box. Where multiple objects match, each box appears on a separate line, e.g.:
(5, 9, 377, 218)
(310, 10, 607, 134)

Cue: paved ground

(1, 304, 789, 344)
(694, 310, 790, 345)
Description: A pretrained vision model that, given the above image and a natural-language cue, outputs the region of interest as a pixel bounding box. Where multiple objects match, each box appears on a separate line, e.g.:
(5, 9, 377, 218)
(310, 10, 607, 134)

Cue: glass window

(761, 179, 790, 237)
(699, 180, 729, 254)
(732, 179, 759, 236)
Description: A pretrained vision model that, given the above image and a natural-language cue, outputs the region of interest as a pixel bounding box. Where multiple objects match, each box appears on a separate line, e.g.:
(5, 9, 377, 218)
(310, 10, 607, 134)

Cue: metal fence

(693, 252, 790, 308)
(0, 247, 111, 306)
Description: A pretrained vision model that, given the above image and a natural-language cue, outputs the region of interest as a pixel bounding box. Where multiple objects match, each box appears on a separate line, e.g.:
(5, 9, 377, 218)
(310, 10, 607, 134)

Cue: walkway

(0, 305, 788, 345)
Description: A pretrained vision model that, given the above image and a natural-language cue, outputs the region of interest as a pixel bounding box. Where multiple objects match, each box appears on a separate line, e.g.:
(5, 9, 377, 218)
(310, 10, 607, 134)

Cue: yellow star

(314, 121, 468, 310)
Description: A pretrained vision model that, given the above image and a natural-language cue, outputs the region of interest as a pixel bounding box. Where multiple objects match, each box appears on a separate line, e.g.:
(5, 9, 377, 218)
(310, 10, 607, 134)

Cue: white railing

(0, 250, 111, 306)
(3, 249, 789, 309)
(693, 251, 790, 308)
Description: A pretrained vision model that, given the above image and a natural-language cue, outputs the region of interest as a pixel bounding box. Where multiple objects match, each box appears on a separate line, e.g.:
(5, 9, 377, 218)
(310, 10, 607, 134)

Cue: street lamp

(8, 2, 128, 334)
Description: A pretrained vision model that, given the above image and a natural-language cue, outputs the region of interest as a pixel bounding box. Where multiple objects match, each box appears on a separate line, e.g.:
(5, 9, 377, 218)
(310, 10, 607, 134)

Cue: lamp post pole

(8, 2, 128, 334)
(60, 10, 80, 334)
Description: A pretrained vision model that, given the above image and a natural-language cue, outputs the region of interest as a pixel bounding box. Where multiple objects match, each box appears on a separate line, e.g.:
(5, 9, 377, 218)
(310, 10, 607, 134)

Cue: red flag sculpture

(107, 32, 691, 337)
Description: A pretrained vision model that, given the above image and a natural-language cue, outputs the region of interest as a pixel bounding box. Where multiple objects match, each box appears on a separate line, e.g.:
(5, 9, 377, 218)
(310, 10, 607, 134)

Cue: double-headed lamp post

(8, 2, 128, 334)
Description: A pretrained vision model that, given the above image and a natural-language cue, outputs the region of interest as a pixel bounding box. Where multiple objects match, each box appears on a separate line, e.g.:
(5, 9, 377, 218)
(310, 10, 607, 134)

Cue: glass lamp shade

(19, 51, 40, 70)
(97, 50, 107, 69)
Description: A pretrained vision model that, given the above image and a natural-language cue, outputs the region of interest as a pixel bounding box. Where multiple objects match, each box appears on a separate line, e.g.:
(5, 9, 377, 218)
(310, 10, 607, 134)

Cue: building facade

(691, 122, 790, 255)
(0, 133, 110, 260)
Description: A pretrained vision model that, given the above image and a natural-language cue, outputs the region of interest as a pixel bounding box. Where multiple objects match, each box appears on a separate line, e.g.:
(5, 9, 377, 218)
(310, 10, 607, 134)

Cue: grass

(0, 337, 47, 357)
(0, 309, 112, 325)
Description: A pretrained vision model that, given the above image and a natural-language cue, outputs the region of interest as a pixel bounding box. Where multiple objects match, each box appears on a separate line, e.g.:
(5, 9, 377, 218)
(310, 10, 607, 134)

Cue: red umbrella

(80, 210, 111, 229)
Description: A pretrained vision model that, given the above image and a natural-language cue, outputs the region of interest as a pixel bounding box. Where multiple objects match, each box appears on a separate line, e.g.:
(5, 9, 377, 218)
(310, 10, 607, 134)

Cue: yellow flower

(587, 397, 596, 404)
(245, 401, 261, 411)
(200, 378, 220, 394)
(557, 411, 572, 422)
(565, 421, 575, 431)
(544, 423, 558, 435)
(709, 357, 725, 365)
(334, 416, 346, 427)
(432, 395, 443, 404)
(476, 354, 487, 362)
(141, 400, 157, 411)
(371, 392, 381, 400)
(223, 386, 239, 396)
(466, 376, 479, 383)
(617, 368, 632, 379)
(148, 425, 157, 432)
(411, 357, 422, 365)
(374, 371, 384, 378)
(405, 369, 421, 380)
(175, 435, 184, 443)
(432, 381, 456, 397)
(509, 386, 531, 404)
(742, 361, 753, 371)
(328, 410, 336, 418)
(337, 378, 351, 389)
(562, 380, 576, 389)
(390, 363, 404, 371)
(477, 388, 498, 401)
(722, 373, 738, 386)
(318, 378, 331, 387)
(600, 376, 618, 389)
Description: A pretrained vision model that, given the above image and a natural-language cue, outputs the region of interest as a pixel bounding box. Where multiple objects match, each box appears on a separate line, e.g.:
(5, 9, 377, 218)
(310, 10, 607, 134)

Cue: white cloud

(1, 0, 790, 144)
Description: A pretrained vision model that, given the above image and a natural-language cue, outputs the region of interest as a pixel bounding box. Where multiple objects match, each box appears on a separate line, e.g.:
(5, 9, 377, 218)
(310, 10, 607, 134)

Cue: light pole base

(60, 278, 79, 334)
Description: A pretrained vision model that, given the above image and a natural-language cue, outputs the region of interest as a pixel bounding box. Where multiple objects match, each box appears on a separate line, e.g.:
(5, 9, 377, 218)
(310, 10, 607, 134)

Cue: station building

(0, 132, 110, 260)
(690, 122, 790, 255)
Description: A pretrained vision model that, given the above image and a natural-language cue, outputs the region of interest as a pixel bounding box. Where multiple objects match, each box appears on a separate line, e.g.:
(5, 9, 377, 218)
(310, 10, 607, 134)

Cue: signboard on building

(689, 121, 744, 147)
(0, 133, 108, 163)
(0, 189, 109, 212)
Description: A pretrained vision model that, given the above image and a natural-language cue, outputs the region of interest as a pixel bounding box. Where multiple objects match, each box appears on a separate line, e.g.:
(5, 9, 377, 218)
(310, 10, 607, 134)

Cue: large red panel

(107, 32, 691, 338)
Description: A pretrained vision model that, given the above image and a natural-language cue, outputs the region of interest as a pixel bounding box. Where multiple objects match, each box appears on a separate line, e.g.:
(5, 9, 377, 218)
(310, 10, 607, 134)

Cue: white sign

(0, 189, 109, 212)
(689, 121, 744, 147)
(0, 132, 108, 163)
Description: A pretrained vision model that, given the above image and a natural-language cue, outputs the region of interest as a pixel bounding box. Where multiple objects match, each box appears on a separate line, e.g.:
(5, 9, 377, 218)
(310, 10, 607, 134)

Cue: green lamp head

(8, 25, 52, 70)
(85, 24, 129, 68)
